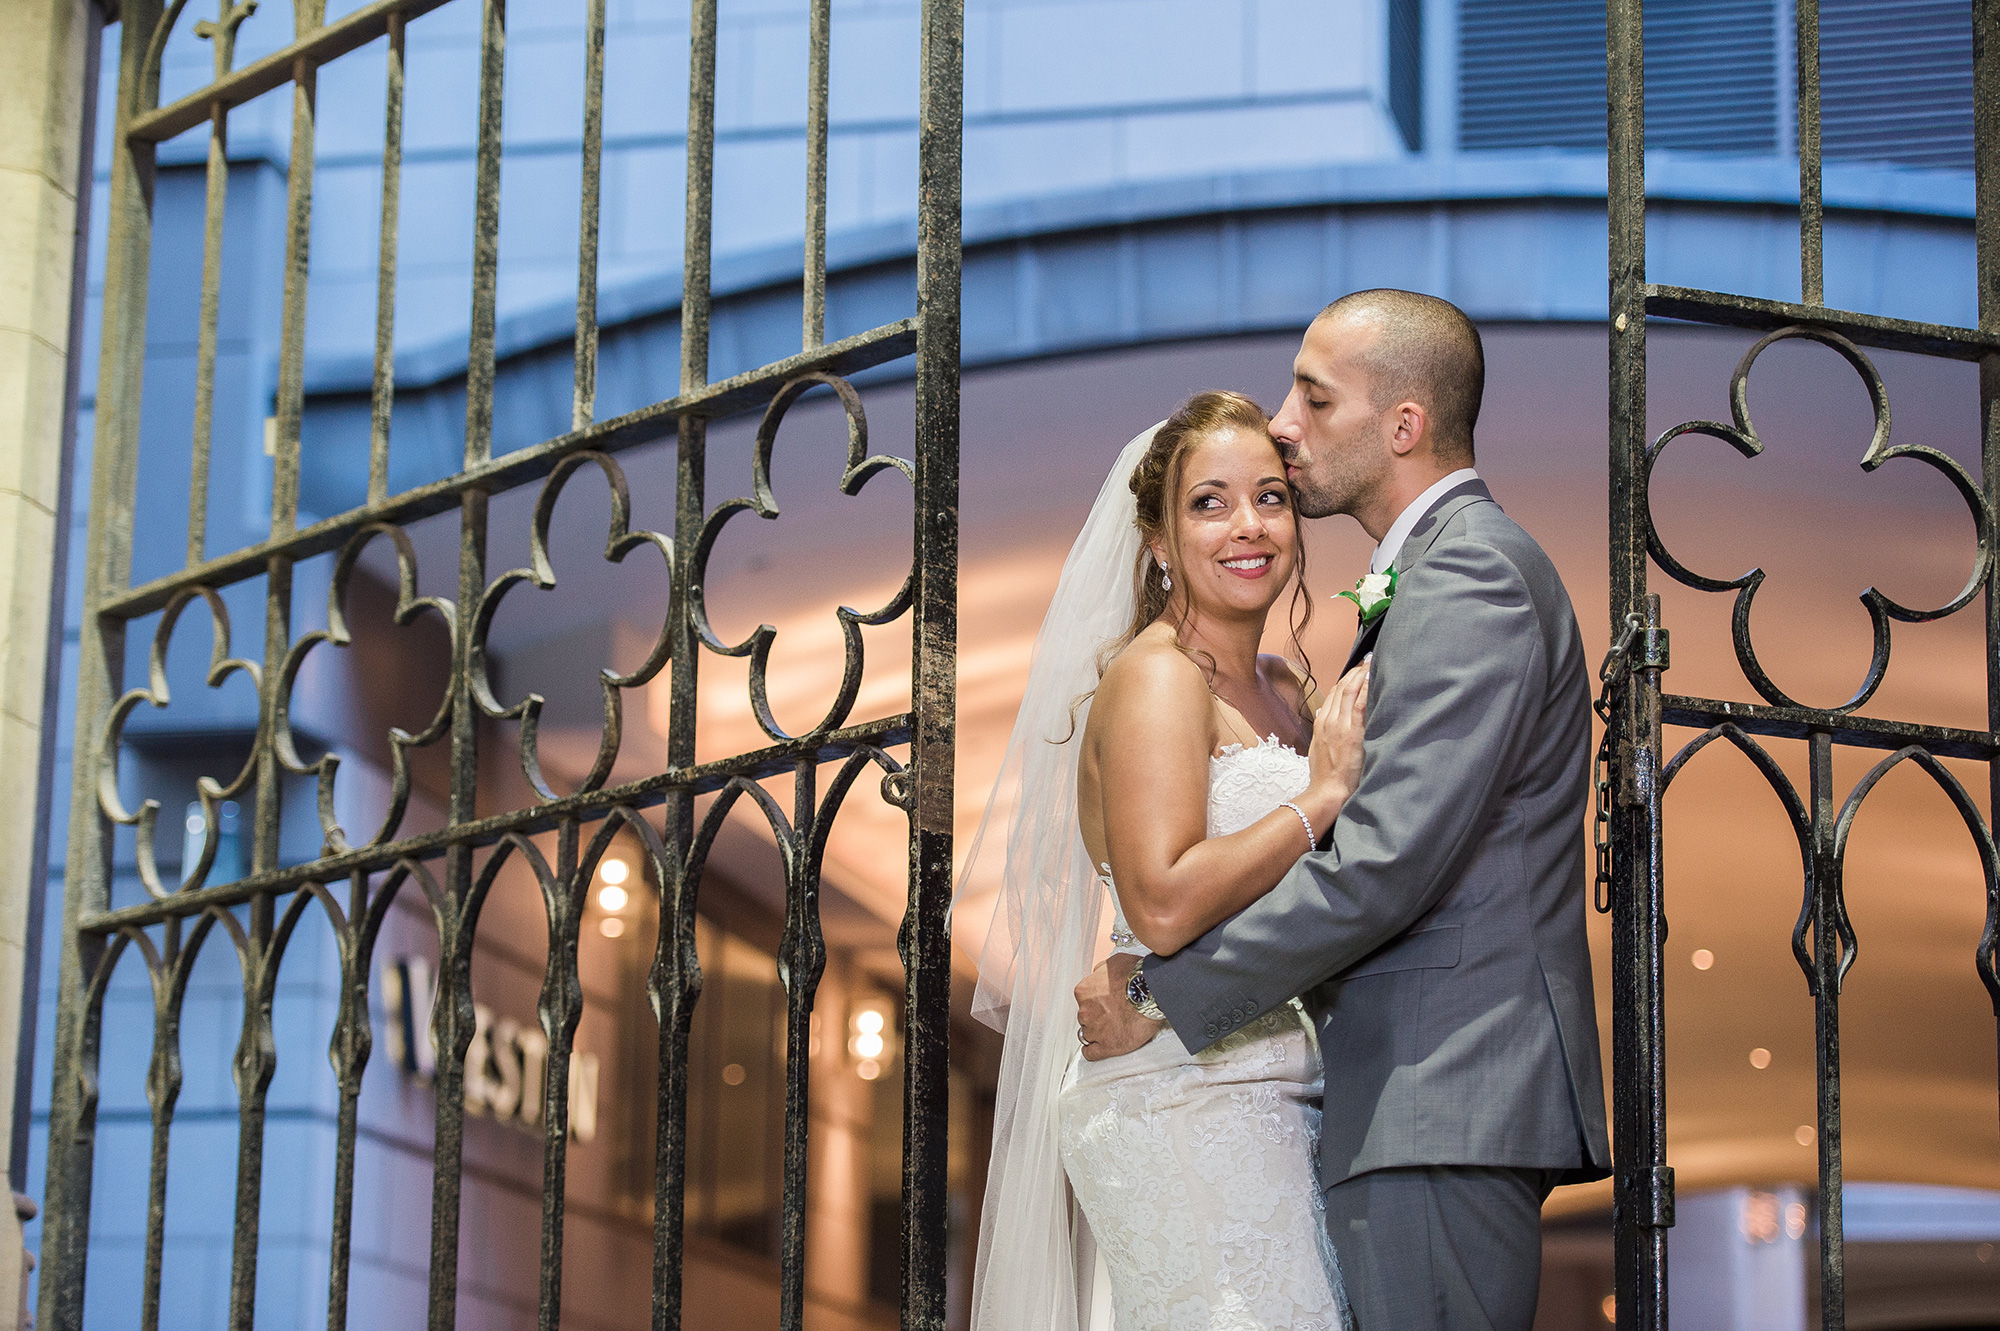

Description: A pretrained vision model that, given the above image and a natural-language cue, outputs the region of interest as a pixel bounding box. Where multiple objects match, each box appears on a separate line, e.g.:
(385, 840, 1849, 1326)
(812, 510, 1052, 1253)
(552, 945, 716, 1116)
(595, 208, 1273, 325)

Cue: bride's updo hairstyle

(1112, 390, 1316, 687)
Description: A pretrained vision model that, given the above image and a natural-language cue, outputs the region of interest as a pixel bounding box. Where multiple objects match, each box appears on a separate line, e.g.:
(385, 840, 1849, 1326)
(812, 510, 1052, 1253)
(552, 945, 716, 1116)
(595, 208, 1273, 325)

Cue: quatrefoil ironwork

(689, 372, 915, 744)
(274, 523, 456, 855)
(467, 450, 675, 801)
(1644, 325, 1992, 714)
(98, 587, 262, 899)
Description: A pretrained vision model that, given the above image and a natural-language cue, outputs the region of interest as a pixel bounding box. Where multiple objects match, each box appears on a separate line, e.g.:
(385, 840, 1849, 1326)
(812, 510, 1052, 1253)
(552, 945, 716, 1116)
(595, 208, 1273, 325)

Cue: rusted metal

(1796, 0, 1824, 305)
(36, 2, 962, 1331)
(573, 0, 606, 430)
(188, 0, 255, 565)
(369, 12, 405, 506)
(804, 0, 830, 349)
(1609, 2, 1999, 1327)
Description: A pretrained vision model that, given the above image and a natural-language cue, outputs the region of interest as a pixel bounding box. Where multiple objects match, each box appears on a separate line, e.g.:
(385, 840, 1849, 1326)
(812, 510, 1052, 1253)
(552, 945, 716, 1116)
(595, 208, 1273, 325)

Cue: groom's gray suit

(1146, 478, 1611, 1330)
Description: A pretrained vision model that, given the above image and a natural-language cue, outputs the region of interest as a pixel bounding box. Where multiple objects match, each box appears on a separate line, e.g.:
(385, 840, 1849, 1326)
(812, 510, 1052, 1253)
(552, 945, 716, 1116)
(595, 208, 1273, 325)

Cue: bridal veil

(955, 424, 1160, 1331)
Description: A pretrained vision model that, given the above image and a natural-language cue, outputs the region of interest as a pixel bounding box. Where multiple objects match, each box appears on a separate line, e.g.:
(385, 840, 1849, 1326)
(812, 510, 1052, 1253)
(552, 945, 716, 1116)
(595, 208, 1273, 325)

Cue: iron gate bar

(187, 0, 253, 568)
(573, 0, 606, 433)
(35, 0, 962, 1327)
(98, 322, 920, 621)
(904, 0, 963, 1322)
(1795, 0, 1823, 306)
(1658, 696, 2000, 760)
(76, 716, 916, 933)
(1646, 287, 2000, 360)
(368, 12, 405, 506)
(1608, 0, 2000, 1327)
(38, 0, 178, 1321)
(127, 0, 452, 142)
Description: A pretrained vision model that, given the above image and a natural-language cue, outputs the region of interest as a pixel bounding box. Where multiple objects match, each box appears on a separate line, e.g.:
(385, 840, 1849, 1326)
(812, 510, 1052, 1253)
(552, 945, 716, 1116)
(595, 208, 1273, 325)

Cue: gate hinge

(1633, 626, 1669, 673)
(1616, 1165, 1676, 1229)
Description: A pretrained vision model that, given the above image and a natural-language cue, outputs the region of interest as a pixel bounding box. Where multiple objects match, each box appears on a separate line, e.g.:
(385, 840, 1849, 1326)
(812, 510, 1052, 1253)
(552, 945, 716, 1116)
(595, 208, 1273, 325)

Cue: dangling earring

(1159, 560, 1172, 592)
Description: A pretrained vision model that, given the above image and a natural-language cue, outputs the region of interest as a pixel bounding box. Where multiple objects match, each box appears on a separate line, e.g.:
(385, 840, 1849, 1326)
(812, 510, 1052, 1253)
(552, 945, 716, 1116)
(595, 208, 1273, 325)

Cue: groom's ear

(1385, 400, 1427, 458)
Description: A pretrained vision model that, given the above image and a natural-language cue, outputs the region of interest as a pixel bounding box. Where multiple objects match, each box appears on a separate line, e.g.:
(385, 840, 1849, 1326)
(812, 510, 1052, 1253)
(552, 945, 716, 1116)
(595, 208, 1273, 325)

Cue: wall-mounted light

(848, 1001, 896, 1081)
(596, 857, 632, 936)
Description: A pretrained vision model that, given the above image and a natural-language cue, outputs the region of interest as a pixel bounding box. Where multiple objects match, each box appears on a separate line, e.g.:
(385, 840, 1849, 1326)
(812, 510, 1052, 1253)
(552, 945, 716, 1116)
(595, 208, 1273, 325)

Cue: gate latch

(1591, 611, 1670, 913)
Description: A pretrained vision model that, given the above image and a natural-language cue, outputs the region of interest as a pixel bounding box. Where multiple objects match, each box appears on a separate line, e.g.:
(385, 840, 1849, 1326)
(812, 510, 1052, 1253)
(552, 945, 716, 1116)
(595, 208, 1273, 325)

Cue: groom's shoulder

(1416, 501, 1576, 623)
(1446, 500, 1564, 584)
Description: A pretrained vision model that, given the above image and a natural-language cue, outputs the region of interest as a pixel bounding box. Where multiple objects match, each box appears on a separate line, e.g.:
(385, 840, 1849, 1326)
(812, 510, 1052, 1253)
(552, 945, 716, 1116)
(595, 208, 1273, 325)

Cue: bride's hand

(1307, 658, 1371, 820)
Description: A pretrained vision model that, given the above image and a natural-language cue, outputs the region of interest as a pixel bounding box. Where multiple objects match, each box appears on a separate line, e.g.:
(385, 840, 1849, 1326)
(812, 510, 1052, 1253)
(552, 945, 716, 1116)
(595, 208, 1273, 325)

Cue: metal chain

(1592, 612, 1643, 913)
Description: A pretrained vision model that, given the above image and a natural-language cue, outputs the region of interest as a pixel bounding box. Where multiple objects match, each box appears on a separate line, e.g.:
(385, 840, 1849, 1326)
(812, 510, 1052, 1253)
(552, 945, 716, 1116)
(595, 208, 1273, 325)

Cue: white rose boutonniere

(1337, 567, 1398, 625)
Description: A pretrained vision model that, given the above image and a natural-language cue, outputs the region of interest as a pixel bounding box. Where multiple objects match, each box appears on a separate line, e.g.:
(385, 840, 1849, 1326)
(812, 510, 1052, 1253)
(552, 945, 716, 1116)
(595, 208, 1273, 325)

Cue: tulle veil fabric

(955, 424, 1163, 1331)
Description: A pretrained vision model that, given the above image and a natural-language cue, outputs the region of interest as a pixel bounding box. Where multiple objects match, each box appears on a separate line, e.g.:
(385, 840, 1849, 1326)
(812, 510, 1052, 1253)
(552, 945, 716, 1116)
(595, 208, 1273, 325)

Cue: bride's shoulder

(1094, 628, 1208, 715)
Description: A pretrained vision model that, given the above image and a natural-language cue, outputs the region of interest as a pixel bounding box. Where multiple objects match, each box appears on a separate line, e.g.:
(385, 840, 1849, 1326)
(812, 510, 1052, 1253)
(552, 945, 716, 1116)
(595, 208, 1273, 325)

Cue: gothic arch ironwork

(35, 1, 962, 1328)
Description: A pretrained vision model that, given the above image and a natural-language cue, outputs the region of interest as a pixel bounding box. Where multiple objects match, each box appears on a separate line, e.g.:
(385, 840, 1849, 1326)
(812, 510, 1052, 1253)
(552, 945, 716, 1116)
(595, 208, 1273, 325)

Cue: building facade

(19, 0, 1999, 1327)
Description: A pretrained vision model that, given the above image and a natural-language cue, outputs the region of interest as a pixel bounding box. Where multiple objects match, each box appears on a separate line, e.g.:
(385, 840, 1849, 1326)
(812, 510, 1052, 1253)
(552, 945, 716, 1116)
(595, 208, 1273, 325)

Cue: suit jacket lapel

(1343, 614, 1384, 673)
(1341, 478, 1495, 674)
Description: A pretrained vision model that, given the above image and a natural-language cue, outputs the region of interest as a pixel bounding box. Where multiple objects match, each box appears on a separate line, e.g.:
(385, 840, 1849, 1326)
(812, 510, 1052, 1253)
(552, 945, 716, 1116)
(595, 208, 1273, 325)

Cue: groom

(1076, 289, 1611, 1330)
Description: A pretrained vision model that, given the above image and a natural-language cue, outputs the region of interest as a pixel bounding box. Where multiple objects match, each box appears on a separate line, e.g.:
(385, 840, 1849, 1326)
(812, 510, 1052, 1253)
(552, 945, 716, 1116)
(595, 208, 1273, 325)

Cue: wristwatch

(1126, 958, 1166, 1021)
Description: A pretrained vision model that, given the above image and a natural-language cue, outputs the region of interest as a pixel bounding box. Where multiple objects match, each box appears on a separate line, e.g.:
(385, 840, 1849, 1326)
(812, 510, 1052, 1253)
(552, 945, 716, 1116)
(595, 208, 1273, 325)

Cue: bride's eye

(1259, 489, 1289, 506)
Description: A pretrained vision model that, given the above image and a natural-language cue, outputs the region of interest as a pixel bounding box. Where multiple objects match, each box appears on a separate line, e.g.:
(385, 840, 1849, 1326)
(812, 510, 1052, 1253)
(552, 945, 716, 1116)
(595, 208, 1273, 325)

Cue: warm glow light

(1785, 1203, 1807, 1240)
(854, 1031, 885, 1059)
(1691, 949, 1714, 971)
(857, 1059, 881, 1081)
(1600, 1294, 1615, 1323)
(722, 1063, 746, 1086)
(599, 858, 630, 885)
(597, 884, 629, 913)
(855, 1009, 885, 1035)
(598, 917, 626, 939)
(1796, 1124, 1816, 1146)
(1749, 1047, 1771, 1069)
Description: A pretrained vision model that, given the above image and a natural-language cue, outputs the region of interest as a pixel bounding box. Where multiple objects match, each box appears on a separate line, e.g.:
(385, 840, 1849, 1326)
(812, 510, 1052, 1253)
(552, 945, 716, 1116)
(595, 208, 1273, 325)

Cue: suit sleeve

(1146, 533, 1547, 1052)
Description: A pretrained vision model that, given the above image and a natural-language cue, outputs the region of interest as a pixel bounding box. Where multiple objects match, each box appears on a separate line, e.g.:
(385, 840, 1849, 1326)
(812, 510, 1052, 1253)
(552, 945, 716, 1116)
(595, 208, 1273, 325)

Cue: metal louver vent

(1820, 0, 1973, 169)
(1460, 0, 1777, 152)
(1645, 0, 1778, 151)
(1460, 0, 1608, 149)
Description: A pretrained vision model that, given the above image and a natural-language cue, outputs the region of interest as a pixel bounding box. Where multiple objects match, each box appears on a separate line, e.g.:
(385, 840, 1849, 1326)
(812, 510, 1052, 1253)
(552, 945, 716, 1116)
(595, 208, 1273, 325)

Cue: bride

(961, 391, 1368, 1331)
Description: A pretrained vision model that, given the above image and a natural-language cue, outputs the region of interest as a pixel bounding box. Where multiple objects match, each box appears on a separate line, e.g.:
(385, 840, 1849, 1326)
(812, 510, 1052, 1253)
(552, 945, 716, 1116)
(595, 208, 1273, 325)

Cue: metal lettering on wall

(382, 957, 600, 1142)
(34, 3, 962, 1331)
(1603, 1, 2000, 1328)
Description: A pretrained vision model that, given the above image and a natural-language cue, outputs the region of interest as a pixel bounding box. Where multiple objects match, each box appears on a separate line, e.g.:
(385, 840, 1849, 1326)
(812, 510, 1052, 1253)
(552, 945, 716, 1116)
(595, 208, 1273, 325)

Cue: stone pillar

(0, 0, 94, 1325)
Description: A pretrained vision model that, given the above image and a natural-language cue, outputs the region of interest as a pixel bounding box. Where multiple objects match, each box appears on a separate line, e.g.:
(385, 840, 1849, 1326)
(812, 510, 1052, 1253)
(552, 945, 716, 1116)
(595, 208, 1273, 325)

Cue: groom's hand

(1075, 953, 1165, 1061)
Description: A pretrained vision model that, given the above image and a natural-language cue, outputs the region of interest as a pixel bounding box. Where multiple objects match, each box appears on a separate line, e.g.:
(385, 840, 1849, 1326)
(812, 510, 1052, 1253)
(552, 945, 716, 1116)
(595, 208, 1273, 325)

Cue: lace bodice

(1104, 738, 1312, 954)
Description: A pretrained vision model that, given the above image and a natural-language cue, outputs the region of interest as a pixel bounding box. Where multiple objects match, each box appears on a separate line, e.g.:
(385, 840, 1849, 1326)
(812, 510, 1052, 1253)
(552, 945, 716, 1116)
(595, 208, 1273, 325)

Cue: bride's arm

(1093, 647, 1367, 957)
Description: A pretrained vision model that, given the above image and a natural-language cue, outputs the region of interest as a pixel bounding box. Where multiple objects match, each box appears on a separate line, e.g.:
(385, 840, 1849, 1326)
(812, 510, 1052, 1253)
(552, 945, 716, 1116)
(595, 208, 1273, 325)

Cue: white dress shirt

(1369, 468, 1481, 574)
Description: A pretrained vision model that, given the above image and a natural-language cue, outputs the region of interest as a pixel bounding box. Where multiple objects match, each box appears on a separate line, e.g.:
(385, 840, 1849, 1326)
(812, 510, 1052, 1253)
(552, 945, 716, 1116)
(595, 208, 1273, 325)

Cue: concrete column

(0, 0, 93, 1324)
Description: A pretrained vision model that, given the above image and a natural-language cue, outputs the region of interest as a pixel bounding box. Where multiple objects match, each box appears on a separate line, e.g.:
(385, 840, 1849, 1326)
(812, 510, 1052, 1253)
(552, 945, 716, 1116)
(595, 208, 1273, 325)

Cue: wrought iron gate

(1605, 1, 1999, 1327)
(35, 1, 961, 1328)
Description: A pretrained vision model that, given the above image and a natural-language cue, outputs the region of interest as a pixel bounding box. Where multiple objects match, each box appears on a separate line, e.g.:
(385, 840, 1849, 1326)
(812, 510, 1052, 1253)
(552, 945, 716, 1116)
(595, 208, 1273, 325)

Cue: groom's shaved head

(1315, 290, 1484, 463)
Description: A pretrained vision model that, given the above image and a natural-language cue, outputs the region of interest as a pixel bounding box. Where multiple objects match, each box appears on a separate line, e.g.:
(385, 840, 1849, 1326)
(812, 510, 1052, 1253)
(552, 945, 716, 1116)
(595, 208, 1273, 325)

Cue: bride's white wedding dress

(1057, 737, 1349, 1331)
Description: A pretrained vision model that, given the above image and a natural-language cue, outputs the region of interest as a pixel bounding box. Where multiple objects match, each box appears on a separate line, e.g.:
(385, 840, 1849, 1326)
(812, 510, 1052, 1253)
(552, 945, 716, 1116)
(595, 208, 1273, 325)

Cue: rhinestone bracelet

(1277, 800, 1316, 851)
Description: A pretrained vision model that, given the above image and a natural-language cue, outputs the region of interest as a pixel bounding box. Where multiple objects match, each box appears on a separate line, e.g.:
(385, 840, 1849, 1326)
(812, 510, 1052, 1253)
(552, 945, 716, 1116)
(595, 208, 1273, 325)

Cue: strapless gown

(1057, 739, 1351, 1331)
